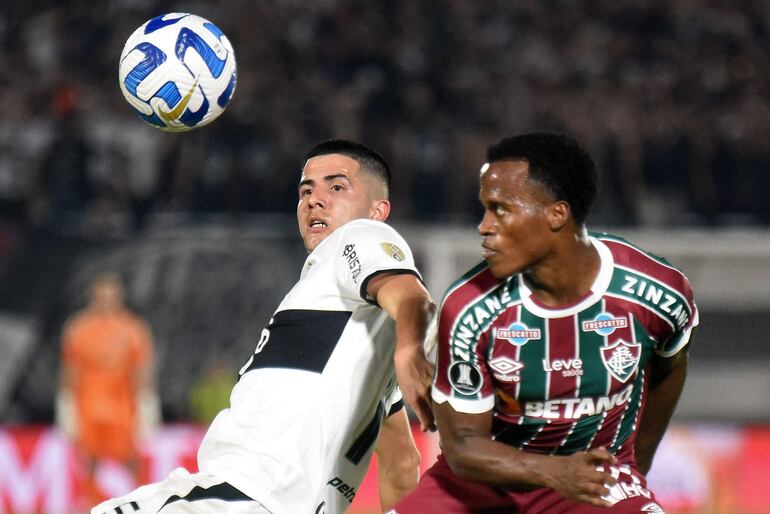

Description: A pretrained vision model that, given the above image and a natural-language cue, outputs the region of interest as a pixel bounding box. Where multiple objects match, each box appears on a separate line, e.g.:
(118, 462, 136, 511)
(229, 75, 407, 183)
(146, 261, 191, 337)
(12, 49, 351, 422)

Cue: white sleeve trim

(655, 309, 699, 357)
(432, 388, 495, 414)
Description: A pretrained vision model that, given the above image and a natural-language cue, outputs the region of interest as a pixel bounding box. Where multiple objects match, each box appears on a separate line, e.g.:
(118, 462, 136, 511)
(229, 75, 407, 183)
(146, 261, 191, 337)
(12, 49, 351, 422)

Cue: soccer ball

(118, 13, 237, 132)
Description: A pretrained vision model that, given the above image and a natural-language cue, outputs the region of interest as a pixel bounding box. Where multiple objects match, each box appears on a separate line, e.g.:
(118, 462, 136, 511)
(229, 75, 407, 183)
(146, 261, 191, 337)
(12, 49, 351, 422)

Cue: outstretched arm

(435, 402, 619, 508)
(135, 320, 160, 440)
(634, 346, 690, 474)
(368, 273, 436, 432)
(57, 324, 79, 440)
(56, 363, 78, 439)
(375, 408, 421, 511)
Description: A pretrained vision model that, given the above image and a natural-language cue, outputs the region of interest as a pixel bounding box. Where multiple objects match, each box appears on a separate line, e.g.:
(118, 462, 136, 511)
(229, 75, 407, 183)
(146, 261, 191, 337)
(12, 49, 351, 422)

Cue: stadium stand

(0, 0, 768, 425)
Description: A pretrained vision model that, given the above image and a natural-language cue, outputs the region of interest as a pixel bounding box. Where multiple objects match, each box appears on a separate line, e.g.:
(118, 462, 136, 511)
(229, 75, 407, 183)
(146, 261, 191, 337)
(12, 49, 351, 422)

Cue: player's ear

(370, 199, 391, 222)
(547, 201, 570, 231)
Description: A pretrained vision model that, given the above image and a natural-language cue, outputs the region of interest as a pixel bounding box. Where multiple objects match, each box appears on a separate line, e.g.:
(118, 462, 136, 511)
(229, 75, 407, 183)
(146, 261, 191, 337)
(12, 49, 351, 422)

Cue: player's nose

(307, 189, 326, 209)
(478, 211, 496, 235)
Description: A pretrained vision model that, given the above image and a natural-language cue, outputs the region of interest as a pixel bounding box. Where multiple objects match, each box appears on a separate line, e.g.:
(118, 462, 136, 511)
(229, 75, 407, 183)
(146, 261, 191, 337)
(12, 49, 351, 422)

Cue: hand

(543, 447, 618, 508)
(394, 345, 436, 432)
(137, 389, 161, 440)
(55, 388, 78, 439)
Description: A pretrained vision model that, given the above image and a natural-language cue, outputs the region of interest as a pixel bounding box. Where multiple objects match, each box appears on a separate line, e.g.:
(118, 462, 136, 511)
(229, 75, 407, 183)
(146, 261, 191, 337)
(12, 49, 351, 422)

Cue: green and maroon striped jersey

(432, 233, 698, 459)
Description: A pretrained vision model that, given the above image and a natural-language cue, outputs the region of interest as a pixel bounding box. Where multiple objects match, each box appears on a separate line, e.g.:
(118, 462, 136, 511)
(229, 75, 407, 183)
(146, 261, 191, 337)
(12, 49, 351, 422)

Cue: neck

(522, 229, 600, 307)
(90, 304, 122, 314)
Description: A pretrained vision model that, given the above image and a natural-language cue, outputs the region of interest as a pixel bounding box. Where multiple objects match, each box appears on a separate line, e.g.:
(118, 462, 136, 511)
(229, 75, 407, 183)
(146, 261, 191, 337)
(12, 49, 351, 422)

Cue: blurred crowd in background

(0, 0, 768, 244)
(1, 7, 769, 512)
(0, 0, 769, 423)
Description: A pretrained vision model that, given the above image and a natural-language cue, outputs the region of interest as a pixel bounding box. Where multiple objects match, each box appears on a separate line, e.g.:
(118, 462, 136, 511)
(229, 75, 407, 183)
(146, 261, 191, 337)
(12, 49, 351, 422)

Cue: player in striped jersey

(393, 133, 697, 513)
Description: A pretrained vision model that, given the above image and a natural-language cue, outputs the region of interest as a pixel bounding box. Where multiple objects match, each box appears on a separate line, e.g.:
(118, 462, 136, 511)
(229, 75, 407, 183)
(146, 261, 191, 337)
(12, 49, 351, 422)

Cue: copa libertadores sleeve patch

(380, 242, 405, 262)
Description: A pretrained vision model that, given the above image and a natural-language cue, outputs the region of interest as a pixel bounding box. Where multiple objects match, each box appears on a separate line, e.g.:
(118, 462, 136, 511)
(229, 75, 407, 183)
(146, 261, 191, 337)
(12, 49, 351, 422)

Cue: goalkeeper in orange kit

(57, 273, 159, 507)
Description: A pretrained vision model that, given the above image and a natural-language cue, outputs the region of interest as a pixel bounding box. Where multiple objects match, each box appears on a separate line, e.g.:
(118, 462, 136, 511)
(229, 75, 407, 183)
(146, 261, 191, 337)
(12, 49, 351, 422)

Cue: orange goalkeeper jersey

(62, 309, 152, 426)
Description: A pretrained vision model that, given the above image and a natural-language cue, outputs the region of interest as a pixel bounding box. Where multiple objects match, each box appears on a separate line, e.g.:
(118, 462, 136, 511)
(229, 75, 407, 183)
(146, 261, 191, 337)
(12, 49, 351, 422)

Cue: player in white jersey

(93, 140, 436, 514)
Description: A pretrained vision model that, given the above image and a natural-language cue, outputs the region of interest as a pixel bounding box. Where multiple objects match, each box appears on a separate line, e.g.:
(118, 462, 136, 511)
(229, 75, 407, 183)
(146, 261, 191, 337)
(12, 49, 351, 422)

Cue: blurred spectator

(187, 355, 236, 425)
(56, 272, 159, 508)
(0, 0, 767, 232)
(28, 112, 94, 231)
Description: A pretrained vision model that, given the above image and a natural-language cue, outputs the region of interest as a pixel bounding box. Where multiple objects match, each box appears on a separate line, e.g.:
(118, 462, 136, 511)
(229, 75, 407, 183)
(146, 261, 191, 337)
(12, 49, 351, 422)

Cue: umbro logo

(488, 356, 523, 383)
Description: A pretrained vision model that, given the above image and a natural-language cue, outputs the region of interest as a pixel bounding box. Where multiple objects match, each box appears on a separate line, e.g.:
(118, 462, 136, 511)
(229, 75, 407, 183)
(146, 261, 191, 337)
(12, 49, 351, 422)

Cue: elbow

(409, 445, 421, 471)
(383, 447, 421, 490)
(400, 446, 422, 485)
(425, 297, 437, 315)
(442, 441, 478, 481)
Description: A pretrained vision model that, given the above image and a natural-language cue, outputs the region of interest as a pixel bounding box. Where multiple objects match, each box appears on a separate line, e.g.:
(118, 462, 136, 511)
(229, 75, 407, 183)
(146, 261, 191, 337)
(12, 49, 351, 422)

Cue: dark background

(0, 0, 768, 424)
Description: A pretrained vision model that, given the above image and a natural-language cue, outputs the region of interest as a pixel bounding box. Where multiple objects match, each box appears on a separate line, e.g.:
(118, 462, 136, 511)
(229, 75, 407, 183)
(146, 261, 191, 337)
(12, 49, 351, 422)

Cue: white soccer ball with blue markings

(118, 13, 237, 131)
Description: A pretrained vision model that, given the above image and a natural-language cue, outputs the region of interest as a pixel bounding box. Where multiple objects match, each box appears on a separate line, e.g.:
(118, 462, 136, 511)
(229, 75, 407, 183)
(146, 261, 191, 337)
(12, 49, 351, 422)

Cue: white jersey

(197, 219, 419, 514)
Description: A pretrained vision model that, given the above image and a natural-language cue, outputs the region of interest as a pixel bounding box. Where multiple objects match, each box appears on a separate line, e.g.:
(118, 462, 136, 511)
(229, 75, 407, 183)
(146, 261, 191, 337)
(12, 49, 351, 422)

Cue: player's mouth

(307, 218, 329, 233)
(481, 243, 498, 259)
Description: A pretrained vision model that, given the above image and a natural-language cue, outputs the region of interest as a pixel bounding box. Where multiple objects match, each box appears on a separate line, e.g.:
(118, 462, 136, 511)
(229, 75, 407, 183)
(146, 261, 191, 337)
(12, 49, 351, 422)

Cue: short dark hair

(486, 132, 598, 224)
(304, 139, 391, 198)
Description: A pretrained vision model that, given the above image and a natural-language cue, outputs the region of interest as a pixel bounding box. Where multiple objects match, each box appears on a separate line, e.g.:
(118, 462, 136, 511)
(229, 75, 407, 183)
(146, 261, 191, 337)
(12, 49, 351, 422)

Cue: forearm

(443, 434, 560, 490)
(375, 410, 420, 511)
(436, 403, 617, 505)
(635, 354, 688, 474)
(56, 367, 78, 439)
(378, 458, 419, 511)
(371, 274, 436, 430)
(369, 273, 434, 344)
(393, 293, 435, 359)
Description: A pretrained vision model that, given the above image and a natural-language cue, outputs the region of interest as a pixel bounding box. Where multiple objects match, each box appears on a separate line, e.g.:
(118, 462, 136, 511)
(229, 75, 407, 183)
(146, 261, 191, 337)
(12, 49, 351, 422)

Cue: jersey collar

(517, 237, 614, 318)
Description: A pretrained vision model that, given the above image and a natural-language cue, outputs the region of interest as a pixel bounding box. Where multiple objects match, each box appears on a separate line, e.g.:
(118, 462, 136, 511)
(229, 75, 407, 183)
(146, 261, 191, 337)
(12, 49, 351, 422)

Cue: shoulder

(596, 231, 697, 336)
(338, 219, 406, 242)
(442, 261, 494, 298)
(63, 310, 91, 336)
(334, 219, 413, 263)
(122, 311, 151, 333)
(594, 231, 694, 294)
(61, 311, 94, 357)
(440, 261, 507, 319)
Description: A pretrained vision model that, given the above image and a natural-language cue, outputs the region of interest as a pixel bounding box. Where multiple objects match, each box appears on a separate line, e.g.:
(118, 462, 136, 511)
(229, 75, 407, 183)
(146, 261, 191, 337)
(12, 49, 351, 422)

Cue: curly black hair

(486, 133, 598, 224)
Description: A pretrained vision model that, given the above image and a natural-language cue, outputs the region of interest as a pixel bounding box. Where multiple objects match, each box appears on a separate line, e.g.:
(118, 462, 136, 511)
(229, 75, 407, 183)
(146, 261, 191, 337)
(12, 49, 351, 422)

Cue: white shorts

(91, 468, 271, 514)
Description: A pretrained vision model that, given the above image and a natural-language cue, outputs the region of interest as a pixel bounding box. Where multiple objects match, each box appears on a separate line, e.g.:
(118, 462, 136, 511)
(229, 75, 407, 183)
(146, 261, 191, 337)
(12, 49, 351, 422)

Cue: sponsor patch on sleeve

(448, 361, 483, 395)
(342, 243, 363, 283)
(380, 242, 405, 262)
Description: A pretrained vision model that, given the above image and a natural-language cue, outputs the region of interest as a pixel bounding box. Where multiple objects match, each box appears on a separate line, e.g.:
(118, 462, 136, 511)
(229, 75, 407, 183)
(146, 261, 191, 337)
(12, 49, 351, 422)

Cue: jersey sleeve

(431, 295, 495, 414)
(656, 273, 699, 357)
(385, 387, 404, 417)
(333, 220, 420, 303)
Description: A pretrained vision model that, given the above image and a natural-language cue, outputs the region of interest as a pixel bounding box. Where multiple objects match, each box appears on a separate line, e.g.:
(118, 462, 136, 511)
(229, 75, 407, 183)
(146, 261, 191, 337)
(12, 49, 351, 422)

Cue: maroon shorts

(391, 455, 666, 514)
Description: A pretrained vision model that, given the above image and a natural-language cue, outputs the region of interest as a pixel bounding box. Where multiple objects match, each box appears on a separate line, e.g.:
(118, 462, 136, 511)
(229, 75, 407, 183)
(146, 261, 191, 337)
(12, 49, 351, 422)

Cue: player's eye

(331, 184, 344, 192)
(489, 204, 505, 216)
(300, 187, 312, 197)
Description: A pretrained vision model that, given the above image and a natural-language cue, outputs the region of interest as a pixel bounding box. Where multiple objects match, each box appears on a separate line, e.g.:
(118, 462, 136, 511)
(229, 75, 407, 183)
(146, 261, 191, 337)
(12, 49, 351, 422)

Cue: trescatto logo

(494, 322, 541, 346)
(582, 313, 628, 336)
